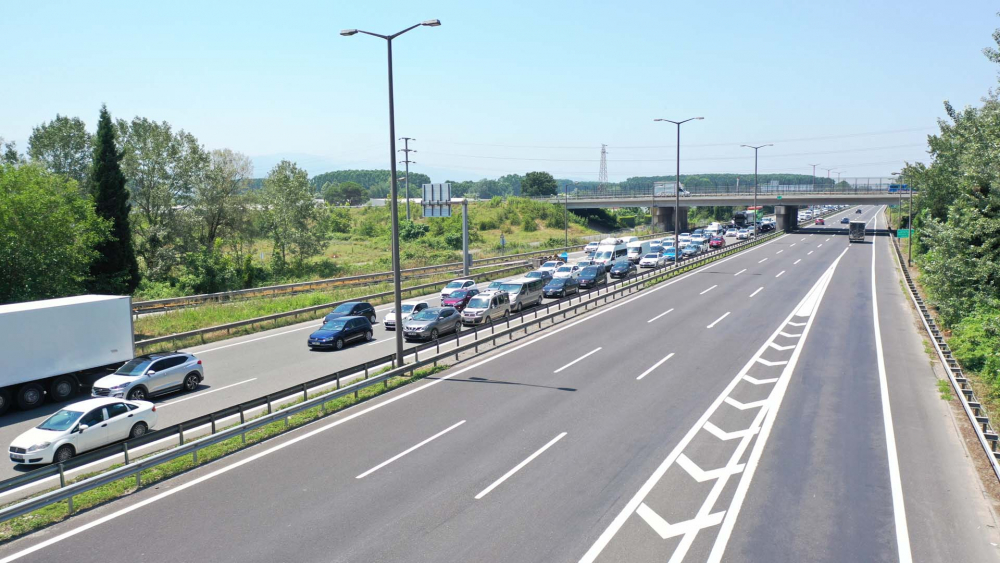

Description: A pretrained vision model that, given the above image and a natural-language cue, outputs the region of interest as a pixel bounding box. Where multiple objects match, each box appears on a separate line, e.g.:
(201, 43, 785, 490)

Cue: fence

(0, 224, 799, 522)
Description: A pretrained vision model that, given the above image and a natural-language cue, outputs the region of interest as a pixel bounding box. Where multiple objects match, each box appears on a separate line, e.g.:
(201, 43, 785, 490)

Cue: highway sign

(897, 229, 910, 238)
(777, 195, 783, 200)
(422, 183, 452, 217)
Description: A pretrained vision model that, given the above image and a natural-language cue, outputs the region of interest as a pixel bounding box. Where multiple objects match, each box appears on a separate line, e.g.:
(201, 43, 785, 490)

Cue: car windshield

(644, 253, 659, 259)
(412, 309, 439, 320)
(401, 304, 415, 313)
(321, 320, 347, 331)
(526, 272, 542, 278)
(581, 267, 599, 276)
(547, 279, 566, 287)
(38, 409, 84, 432)
(445, 281, 464, 289)
(448, 290, 469, 299)
(556, 266, 572, 273)
(115, 358, 152, 376)
(595, 251, 613, 260)
(499, 283, 523, 294)
(332, 303, 356, 313)
(487, 281, 503, 289)
(542, 262, 558, 268)
(467, 297, 490, 309)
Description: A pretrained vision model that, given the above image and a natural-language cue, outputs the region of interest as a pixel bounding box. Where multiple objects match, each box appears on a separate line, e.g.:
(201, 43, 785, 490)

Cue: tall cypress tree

(87, 105, 140, 294)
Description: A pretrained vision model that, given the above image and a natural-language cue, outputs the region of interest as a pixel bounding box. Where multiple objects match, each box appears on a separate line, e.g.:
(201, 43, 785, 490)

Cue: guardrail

(134, 262, 533, 349)
(0, 226, 789, 523)
(888, 234, 1000, 483)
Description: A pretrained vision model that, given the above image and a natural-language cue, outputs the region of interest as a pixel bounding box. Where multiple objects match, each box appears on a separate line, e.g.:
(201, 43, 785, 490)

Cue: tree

(260, 160, 329, 268)
(88, 105, 140, 294)
(521, 171, 558, 197)
(27, 115, 93, 187)
(0, 163, 109, 303)
(1, 138, 21, 165)
(321, 181, 367, 206)
(194, 149, 253, 247)
(116, 116, 208, 274)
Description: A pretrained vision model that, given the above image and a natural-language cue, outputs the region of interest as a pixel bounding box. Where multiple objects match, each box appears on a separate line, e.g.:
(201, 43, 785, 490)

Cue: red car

(709, 236, 726, 248)
(815, 218, 825, 225)
(441, 288, 480, 311)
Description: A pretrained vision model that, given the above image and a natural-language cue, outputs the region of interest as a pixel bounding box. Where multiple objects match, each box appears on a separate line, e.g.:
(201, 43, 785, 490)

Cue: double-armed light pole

(341, 19, 441, 365)
(654, 117, 703, 258)
(741, 144, 772, 237)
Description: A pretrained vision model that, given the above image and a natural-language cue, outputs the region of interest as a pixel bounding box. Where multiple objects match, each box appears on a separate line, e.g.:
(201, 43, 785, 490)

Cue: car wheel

(365, 330, 373, 341)
(129, 422, 148, 439)
(183, 372, 200, 392)
(335, 338, 345, 350)
(0, 388, 9, 416)
(49, 376, 76, 402)
(54, 445, 74, 464)
(16, 383, 45, 410)
(430, 328, 439, 340)
(368, 314, 376, 324)
(454, 323, 462, 334)
(486, 316, 493, 325)
(127, 387, 147, 401)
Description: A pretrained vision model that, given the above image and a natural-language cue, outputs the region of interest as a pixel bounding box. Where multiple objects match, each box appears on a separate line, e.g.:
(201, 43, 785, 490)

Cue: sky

(2, 0, 997, 183)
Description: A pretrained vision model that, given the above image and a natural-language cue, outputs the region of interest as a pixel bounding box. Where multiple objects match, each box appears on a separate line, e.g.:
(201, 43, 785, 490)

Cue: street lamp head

(693, 117, 704, 120)
(422, 19, 442, 27)
(340, 29, 359, 36)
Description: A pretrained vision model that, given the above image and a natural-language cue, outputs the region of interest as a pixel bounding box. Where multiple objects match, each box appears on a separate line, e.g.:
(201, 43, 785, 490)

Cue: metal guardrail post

(178, 424, 184, 446)
(239, 407, 246, 444)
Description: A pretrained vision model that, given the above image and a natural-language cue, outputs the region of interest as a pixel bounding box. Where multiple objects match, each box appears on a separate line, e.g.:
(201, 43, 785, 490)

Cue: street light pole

(342, 19, 441, 366)
(809, 163, 819, 192)
(654, 116, 704, 259)
(564, 182, 570, 247)
(742, 144, 772, 237)
(908, 172, 915, 266)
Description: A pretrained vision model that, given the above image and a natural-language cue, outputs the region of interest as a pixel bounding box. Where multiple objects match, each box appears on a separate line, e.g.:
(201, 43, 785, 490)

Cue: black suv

(578, 266, 607, 289)
(324, 301, 376, 324)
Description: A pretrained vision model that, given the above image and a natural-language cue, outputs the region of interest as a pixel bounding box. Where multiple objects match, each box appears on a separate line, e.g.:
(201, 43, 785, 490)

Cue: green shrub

(522, 218, 538, 232)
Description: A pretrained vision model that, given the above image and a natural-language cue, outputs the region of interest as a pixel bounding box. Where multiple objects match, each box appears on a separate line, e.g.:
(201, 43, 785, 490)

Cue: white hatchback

(9, 397, 157, 465)
(440, 279, 475, 300)
(552, 265, 581, 279)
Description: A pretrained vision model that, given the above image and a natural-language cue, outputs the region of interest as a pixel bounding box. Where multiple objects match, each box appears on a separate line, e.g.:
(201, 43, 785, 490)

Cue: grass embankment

(135, 266, 528, 352)
(0, 364, 449, 543)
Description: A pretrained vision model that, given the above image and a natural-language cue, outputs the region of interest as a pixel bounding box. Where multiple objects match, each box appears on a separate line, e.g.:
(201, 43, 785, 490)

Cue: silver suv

(92, 352, 204, 401)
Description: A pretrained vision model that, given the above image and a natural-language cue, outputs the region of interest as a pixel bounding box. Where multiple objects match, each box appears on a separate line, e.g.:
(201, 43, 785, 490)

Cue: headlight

(110, 383, 129, 390)
(27, 442, 51, 452)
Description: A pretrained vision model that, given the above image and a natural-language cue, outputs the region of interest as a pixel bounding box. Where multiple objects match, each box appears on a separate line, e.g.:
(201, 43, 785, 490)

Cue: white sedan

(737, 229, 750, 240)
(440, 279, 475, 299)
(552, 265, 581, 279)
(639, 253, 666, 268)
(538, 260, 565, 275)
(9, 397, 157, 465)
(725, 229, 738, 238)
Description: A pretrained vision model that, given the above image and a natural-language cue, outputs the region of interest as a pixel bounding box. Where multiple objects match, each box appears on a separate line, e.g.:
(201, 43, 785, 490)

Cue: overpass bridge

(536, 186, 907, 231)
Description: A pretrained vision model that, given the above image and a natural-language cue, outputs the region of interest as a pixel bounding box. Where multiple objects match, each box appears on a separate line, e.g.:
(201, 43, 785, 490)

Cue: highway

(3, 205, 998, 562)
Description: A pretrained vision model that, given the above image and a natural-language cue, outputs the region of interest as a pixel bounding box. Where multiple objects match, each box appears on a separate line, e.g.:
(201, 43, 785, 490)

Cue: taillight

(152, 405, 156, 412)
(197, 360, 202, 365)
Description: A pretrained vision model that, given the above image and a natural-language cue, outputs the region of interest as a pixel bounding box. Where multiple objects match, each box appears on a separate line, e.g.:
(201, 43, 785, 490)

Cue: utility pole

(399, 137, 416, 221)
(564, 182, 570, 247)
(809, 163, 819, 192)
(907, 172, 915, 266)
(462, 198, 470, 276)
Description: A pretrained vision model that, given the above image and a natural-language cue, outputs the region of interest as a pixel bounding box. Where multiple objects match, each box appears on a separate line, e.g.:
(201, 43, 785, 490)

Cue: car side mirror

(78, 424, 89, 433)
(146, 370, 156, 376)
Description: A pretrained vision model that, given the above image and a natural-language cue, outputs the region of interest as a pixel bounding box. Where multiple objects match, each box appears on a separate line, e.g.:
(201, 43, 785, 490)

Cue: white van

(593, 240, 628, 266)
(705, 225, 722, 238)
(618, 236, 639, 245)
(626, 240, 652, 263)
(498, 277, 545, 312)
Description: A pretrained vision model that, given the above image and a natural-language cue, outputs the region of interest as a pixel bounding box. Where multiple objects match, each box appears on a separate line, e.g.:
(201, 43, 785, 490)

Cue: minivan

(461, 291, 510, 325)
(497, 277, 545, 312)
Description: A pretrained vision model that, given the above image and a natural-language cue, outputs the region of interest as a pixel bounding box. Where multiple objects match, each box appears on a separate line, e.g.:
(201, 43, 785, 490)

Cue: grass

(937, 378, 954, 401)
(0, 363, 449, 544)
(134, 266, 528, 352)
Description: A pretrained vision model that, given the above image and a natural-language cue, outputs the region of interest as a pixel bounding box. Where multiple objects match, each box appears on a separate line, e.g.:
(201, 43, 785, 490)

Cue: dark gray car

(402, 306, 462, 341)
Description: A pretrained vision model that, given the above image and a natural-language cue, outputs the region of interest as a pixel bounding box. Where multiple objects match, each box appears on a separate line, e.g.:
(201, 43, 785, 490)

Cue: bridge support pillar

(775, 205, 798, 232)
(652, 206, 688, 233)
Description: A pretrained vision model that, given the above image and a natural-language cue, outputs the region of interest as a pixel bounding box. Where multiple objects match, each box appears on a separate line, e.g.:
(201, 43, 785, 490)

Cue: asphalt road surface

(3, 206, 997, 563)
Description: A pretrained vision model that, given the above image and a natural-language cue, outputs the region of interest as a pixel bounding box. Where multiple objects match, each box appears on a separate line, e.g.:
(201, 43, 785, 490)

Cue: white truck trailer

(0, 295, 134, 415)
(849, 221, 866, 243)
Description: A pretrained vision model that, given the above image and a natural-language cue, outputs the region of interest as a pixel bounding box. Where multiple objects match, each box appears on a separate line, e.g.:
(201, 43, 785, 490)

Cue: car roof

(402, 300, 430, 306)
(449, 279, 474, 284)
(137, 352, 187, 361)
(61, 397, 133, 411)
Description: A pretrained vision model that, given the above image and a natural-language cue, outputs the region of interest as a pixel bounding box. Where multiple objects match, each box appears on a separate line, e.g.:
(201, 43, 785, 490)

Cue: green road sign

(897, 229, 910, 238)
(777, 195, 783, 200)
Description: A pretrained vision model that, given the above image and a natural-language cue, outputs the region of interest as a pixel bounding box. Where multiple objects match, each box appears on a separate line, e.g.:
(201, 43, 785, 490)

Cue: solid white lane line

(807, 251, 814, 255)
(0, 236, 794, 563)
(647, 308, 675, 323)
(356, 420, 465, 479)
(775, 250, 783, 255)
(553, 347, 602, 373)
(707, 312, 730, 328)
(758, 258, 768, 264)
(700, 285, 718, 295)
(734, 269, 746, 277)
(749, 287, 763, 298)
(793, 259, 801, 265)
(158, 379, 258, 407)
(197, 325, 317, 353)
(636, 353, 675, 381)
(870, 208, 913, 561)
(475, 432, 567, 500)
(775, 270, 785, 278)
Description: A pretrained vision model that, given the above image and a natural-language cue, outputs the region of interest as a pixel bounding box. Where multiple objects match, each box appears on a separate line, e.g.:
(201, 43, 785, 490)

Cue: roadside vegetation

(893, 25, 1000, 420)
